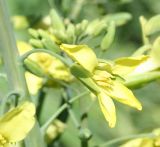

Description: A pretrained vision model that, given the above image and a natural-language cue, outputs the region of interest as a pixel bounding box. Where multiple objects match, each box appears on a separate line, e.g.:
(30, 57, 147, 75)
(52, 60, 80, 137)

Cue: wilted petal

(98, 92, 116, 128)
(60, 44, 98, 73)
(0, 102, 35, 143)
(106, 81, 142, 110)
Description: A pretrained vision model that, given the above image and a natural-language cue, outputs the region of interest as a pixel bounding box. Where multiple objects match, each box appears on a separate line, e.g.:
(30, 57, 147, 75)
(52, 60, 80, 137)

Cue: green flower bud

(50, 9, 65, 31)
(28, 28, 39, 39)
(29, 39, 44, 48)
(103, 12, 132, 26)
(24, 59, 45, 77)
(101, 21, 116, 51)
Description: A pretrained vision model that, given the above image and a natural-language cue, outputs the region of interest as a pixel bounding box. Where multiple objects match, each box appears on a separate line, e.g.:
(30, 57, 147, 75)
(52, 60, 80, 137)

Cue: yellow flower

(0, 102, 35, 146)
(35, 53, 72, 82)
(121, 128, 160, 147)
(60, 44, 98, 73)
(112, 55, 149, 77)
(93, 62, 142, 127)
(113, 55, 160, 79)
(17, 41, 72, 94)
(60, 44, 142, 128)
(45, 119, 66, 143)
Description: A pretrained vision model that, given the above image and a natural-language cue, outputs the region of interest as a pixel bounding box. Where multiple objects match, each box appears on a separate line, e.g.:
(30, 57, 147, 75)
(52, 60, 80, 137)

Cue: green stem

(96, 132, 156, 147)
(0, 91, 20, 115)
(68, 108, 81, 129)
(81, 140, 88, 147)
(36, 86, 46, 121)
(20, 48, 71, 67)
(0, 1, 46, 147)
(41, 91, 90, 133)
(0, 0, 29, 100)
(124, 71, 160, 89)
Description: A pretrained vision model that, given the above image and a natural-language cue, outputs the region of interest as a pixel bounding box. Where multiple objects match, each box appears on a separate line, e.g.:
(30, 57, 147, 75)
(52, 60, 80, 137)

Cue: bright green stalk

(0, 0, 46, 147)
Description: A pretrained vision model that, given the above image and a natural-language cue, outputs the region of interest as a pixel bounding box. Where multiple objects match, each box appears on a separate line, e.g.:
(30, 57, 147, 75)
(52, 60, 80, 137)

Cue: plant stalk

(0, 0, 29, 99)
(41, 91, 90, 133)
(0, 1, 46, 147)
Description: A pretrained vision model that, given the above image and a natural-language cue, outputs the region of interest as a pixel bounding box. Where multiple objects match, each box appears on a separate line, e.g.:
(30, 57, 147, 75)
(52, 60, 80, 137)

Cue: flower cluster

(0, 102, 35, 146)
(60, 44, 142, 128)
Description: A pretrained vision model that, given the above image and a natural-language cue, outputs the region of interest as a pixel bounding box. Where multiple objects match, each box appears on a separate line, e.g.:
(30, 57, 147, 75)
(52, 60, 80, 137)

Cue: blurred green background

(1, 0, 160, 146)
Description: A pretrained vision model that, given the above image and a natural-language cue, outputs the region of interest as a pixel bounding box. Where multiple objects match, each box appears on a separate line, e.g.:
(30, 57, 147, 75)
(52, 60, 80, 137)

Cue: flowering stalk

(0, 0, 29, 99)
(0, 0, 46, 147)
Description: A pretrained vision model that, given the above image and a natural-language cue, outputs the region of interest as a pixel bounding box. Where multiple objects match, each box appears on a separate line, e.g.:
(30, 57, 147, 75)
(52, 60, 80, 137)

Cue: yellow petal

(120, 138, 143, 147)
(17, 41, 32, 55)
(32, 53, 71, 82)
(25, 72, 42, 95)
(60, 44, 98, 73)
(0, 102, 35, 143)
(98, 92, 116, 128)
(113, 55, 149, 76)
(107, 81, 142, 110)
